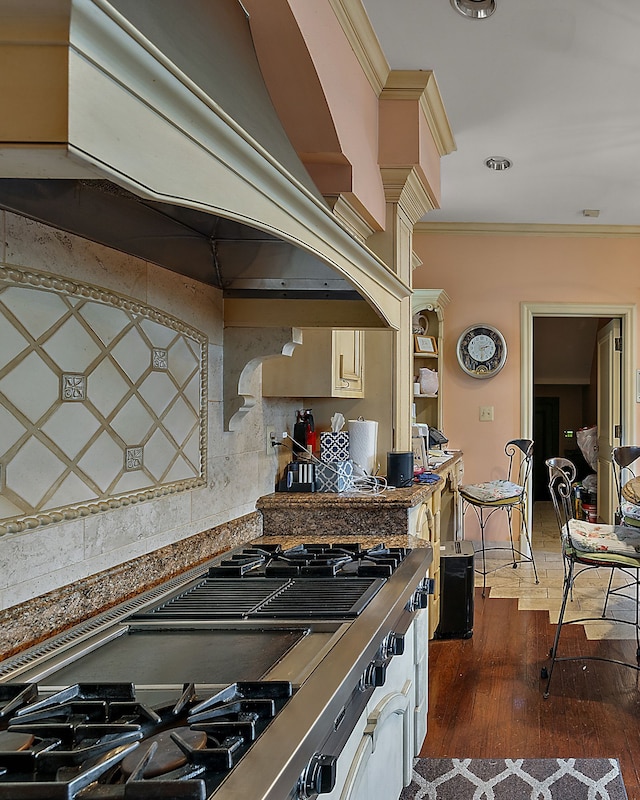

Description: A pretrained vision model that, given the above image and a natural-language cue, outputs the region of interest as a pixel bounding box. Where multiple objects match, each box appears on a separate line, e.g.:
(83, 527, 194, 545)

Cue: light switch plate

(636, 370, 640, 402)
(479, 406, 494, 421)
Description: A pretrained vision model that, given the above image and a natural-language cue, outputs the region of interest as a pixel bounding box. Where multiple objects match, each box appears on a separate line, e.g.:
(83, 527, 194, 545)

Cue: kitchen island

(258, 450, 462, 539)
(257, 450, 463, 637)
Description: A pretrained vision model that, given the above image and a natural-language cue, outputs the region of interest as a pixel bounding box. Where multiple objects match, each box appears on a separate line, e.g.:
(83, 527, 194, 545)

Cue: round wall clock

(456, 324, 507, 379)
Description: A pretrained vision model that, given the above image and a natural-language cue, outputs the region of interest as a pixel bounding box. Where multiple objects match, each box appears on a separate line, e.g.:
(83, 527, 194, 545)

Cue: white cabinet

(412, 289, 449, 431)
(413, 608, 429, 753)
(262, 329, 364, 398)
(323, 612, 428, 799)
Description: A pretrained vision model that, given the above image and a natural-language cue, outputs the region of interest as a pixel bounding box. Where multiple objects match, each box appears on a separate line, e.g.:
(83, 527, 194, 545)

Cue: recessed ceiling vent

(450, 0, 496, 19)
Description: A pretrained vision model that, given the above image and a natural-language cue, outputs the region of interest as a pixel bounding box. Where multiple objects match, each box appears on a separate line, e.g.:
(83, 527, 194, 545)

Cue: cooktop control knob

(407, 577, 433, 611)
(382, 631, 405, 658)
(297, 753, 337, 798)
(361, 657, 390, 689)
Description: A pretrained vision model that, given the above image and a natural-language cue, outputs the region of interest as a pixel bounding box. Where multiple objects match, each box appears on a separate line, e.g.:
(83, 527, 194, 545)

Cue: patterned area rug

(400, 758, 628, 800)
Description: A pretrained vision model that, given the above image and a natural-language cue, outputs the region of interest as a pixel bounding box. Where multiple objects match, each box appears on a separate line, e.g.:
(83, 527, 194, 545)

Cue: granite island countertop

(257, 451, 462, 539)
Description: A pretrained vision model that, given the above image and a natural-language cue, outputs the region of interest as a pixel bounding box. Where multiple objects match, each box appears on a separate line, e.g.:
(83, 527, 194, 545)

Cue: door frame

(521, 302, 636, 531)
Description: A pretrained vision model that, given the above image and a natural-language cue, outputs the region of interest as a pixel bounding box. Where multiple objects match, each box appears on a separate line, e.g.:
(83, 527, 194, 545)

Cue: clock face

(467, 334, 496, 362)
(456, 325, 507, 378)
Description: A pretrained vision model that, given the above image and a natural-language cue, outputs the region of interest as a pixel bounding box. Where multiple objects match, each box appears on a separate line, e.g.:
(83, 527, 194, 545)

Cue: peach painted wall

(246, 0, 387, 230)
(412, 231, 640, 541)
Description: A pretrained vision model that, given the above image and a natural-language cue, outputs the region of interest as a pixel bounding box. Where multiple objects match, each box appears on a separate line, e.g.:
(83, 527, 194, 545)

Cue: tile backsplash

(0, 265, 207, 535)
(0, 212, 297, 616)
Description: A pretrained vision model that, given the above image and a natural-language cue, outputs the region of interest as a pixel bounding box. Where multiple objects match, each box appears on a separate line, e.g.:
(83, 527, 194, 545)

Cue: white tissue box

(320, 431, 350, 462)
(315, 460, 354, 493)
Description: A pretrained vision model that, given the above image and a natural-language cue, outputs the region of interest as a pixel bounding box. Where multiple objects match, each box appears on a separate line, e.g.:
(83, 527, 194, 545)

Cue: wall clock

(456, 324, 507, 379)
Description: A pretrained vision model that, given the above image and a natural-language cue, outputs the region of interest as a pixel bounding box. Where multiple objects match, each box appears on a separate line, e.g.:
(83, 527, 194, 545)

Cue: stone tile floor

(474, 501, 640, 640)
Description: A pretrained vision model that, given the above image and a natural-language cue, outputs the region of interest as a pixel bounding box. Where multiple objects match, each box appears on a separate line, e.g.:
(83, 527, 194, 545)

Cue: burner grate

(130, 577, 385, 620)
(131, 579, 289, 620)
(250, 578, 385, 618)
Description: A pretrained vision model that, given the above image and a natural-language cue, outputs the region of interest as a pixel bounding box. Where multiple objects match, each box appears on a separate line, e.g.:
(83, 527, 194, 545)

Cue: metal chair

(613, 445, 640, 525)
(460, 439, 539, 597)
(542, 460, 640, 698)
(545, 456, 576, 483)
(604, 446, 640, 617)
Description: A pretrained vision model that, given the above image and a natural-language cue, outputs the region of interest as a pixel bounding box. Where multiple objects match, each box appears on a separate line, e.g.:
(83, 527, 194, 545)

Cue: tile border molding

(0, 264, 208, 537)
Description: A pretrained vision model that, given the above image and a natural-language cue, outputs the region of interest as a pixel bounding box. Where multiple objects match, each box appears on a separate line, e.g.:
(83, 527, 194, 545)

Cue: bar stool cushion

(621, 500, 640, 527)
(565, 518, 640, 564)
(459, 479, 523, 506)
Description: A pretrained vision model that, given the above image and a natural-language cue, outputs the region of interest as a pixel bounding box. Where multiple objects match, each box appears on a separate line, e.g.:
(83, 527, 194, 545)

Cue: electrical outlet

(266, 426, 276, 453)
(479, 406, 494, 422)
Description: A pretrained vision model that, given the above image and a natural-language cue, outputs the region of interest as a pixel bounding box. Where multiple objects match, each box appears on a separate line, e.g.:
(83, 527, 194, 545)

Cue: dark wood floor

(421, 588, 640, 799)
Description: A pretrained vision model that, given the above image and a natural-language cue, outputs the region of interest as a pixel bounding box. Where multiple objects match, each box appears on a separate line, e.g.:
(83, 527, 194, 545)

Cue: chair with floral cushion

(542, 459, 640, 698)
(612, 445, 640, 526)
(602, 446, 640, 617)
(459, 439, 539, 597)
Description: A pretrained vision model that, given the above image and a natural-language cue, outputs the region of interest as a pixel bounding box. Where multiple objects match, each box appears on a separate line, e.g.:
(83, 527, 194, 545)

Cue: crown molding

(381, 70, 456, 157)
(324, 193, 377, 242)
(380, 166, 437, 226)
(328, 0, 390, 95)
(415, 221, 640, 237)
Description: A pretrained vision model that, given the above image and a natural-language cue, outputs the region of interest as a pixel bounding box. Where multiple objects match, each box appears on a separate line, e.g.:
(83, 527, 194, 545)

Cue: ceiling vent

(450, 0, 496, 19)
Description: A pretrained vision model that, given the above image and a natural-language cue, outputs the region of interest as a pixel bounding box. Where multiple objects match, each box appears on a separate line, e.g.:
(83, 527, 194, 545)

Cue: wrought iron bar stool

(459, 439, 539, 597)
(613, 445, 640, 525)
(603, 446, 640, 617)
(542, 459, 640, 698)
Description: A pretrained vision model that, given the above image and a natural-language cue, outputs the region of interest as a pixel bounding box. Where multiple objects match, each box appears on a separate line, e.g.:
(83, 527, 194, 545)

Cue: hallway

(423, 501, 640, 799)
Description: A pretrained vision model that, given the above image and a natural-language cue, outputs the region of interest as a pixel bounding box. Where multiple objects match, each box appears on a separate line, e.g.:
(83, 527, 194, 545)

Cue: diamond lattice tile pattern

(0, 270, 206, 531)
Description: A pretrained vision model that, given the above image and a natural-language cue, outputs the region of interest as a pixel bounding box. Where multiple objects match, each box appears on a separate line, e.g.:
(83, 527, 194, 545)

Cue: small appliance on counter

(386, 451, 414, 488)
(293, 408, 316, 456)
(275, 409, 318, 492)
(277, 460, 316, 492)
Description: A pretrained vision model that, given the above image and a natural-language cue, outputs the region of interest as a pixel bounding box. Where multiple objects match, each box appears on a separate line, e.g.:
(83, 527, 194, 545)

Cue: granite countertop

(256, 481, 438, 511)
(248, 531, 433, 552)
(257, 451, 462, 512)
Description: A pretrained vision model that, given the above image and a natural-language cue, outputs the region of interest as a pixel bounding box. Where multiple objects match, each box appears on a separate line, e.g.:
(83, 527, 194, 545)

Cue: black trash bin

(434, 540, 475, 639)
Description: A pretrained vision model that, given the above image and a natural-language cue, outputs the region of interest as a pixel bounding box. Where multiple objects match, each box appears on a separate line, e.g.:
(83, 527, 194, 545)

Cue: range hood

(0, 0, 409, 330)
(0, 177, 363, 302)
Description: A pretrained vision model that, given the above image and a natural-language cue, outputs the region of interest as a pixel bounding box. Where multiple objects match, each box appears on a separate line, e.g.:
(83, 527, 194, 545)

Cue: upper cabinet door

(332, 330, 364, 397)
(262, 329, 365, 398)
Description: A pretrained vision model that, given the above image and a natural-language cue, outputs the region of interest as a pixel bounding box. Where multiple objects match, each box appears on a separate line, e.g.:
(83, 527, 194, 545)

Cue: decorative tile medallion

(0, 265, 208, 536)
(61, 373, 87, 401)
(125, 447, 144, 471)
(152, 348, 168, 371)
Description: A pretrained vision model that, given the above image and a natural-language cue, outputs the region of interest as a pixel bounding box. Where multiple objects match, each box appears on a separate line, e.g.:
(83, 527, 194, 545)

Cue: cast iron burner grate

(207, 543, 410, 579)
(0, 681, 293, 799)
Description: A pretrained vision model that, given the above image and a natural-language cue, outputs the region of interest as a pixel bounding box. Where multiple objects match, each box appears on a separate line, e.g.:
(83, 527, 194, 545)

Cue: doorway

(521, 303, 636, 534)
(533, 396, 559, 501)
